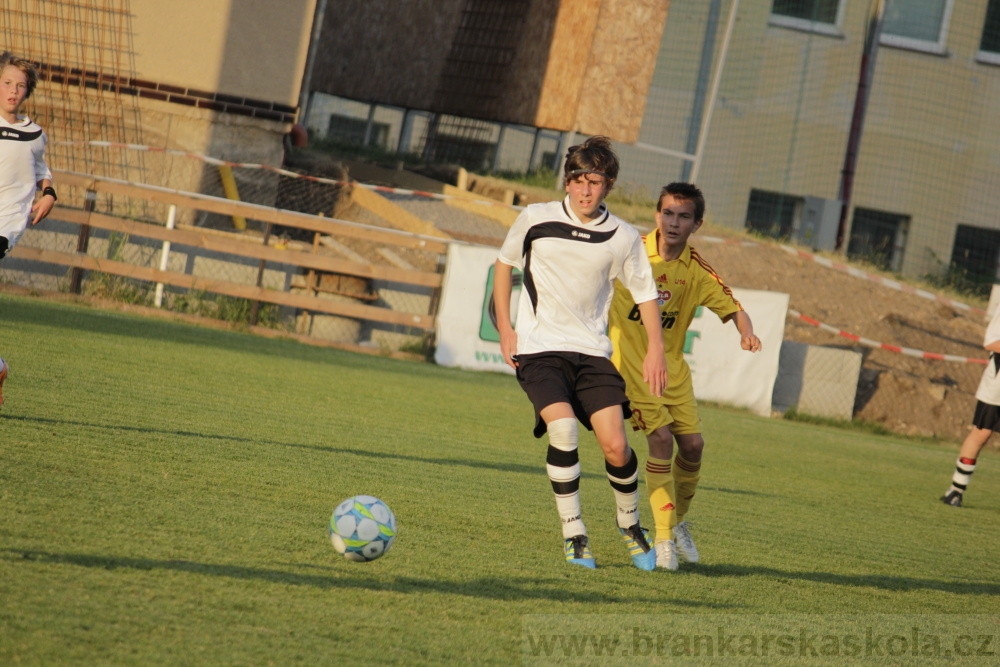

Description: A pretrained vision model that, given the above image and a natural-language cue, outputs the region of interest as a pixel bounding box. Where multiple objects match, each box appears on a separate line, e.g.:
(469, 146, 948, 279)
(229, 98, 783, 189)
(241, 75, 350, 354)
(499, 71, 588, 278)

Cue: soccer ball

(329, 495, 397, 562)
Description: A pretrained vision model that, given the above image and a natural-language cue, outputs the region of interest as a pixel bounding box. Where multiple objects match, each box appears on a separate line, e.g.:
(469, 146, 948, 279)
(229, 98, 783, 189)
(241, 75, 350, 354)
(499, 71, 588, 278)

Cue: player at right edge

(609, 182, 761, 571)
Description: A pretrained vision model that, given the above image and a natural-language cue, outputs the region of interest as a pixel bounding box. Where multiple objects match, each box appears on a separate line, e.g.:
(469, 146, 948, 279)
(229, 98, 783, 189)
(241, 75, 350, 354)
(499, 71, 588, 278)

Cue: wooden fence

(8, 170, 450, 334)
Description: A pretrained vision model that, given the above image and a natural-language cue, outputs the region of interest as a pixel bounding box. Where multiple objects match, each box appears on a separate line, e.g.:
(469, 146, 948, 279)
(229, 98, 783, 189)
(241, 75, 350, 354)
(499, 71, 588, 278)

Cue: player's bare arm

(492, 259, 519, 369)
(637, 299, 667, 396)
(727, 310, 761, 353)
(31, 178, 55, 224)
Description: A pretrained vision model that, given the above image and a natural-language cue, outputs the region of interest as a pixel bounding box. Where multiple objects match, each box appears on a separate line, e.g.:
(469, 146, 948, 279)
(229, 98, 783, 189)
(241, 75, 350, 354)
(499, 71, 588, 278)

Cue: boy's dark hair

(658, 182, 705, 221)
(0, 51, 39, 100)
(564, 135, 619, 186)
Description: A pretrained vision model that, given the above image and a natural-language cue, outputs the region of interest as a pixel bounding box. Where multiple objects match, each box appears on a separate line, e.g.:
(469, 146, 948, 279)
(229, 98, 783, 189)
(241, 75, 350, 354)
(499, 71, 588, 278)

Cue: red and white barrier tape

(788, 308, 987, 364)
(780, 245, 985, 316)
(52, 140, 526, 211)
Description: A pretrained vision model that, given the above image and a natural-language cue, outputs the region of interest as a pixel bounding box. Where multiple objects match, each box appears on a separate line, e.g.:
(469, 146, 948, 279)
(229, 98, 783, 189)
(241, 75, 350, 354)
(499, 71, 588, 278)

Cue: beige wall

(131, 0, 316, 105)
(677, 0, 1000, 280)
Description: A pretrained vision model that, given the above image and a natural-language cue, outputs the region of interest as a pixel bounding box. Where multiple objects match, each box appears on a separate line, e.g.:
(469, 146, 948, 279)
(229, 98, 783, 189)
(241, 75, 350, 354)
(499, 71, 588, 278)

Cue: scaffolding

(1, 0, 144, 185)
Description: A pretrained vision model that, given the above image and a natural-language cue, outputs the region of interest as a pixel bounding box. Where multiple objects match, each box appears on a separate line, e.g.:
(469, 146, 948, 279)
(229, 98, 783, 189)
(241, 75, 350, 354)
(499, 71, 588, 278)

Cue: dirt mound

(698, 236, 986, 443)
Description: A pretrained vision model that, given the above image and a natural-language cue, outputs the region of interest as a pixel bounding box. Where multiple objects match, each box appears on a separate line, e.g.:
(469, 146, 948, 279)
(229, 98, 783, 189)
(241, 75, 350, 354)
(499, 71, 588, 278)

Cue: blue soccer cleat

(564, 535, 596, 569)
(619, 522, 656, 571)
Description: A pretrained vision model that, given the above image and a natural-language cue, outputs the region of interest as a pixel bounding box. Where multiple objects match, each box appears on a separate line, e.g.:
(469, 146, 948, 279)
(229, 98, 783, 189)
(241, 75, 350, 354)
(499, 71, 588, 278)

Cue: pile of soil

(698, 236, 987, 444)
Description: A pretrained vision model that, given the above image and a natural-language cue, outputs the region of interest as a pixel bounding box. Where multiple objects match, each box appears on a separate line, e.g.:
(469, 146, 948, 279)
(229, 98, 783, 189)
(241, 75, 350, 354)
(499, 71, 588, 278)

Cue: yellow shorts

(627, 394, 702, 437)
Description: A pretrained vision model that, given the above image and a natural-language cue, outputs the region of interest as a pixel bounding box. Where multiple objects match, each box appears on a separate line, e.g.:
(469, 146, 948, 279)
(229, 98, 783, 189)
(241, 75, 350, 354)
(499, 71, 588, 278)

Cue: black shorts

(0, 236, 8, 260)
(515, 351, 631, 438)
(972, 400, 1000, 431)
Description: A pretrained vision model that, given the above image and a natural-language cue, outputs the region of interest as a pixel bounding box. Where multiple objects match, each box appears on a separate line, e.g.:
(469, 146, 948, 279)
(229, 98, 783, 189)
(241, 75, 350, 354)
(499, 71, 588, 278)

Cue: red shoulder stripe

(689, 247, 742, 309)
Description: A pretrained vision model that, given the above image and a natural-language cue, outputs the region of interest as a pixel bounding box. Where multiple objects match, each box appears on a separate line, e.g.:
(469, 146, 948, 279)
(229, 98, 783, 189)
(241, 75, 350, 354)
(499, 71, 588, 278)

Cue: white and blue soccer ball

(329, 495, 397, 562)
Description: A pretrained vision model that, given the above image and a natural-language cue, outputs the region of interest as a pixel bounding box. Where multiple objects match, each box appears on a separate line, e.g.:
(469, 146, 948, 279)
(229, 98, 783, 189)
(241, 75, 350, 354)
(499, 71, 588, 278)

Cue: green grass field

(2, 293, 998, 665)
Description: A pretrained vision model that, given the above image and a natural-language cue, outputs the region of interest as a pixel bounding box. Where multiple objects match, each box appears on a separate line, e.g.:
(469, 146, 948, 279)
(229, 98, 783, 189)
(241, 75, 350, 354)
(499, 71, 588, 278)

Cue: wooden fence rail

(8, 170, 449, 332)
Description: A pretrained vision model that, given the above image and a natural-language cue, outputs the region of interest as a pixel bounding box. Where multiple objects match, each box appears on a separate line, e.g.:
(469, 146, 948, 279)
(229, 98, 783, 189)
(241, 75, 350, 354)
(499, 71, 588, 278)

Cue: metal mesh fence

(623, 0, 1000, 297)
(1, 0, 147, 184)
(301, 0, 1000, 441)
(306, 1, 1000, 294)
(7, 0, 1000, 440)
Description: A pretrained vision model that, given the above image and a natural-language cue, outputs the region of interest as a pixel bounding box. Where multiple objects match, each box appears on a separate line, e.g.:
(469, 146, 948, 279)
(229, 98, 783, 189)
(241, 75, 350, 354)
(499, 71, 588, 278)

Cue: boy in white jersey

(940, 305, 1000, 507)
(609, 182, 761, 570)
(0, 52, 57, 407)
(493, 136, 666, 570)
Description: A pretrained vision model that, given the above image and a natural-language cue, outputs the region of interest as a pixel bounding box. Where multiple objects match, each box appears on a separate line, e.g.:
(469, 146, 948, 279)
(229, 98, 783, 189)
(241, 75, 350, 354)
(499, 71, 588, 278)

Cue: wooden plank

(8, 246, 435, 330)
(51, 170, 451, 254)
(349, 185, 451, 239)
(54, 172, 97, 189)
(50, 207, 443, 288)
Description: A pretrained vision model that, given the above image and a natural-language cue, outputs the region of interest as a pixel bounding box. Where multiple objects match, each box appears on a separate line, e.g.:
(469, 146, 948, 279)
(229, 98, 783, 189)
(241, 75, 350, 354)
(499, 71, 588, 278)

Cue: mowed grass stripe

(1, 293, 997, 665)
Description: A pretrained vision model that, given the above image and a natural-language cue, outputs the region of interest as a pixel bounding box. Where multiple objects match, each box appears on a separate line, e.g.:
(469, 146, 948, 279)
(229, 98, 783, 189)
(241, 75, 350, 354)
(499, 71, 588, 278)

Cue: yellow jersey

(609, 232, 742, 404)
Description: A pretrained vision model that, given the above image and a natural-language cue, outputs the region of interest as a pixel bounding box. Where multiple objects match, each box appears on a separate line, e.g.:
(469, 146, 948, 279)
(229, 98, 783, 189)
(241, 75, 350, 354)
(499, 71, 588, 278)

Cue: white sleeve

(985, 308, 1000, 347)
(618, 230, 657, 304)
(497, 209, 532, 269)
(34, 131, 52, 184)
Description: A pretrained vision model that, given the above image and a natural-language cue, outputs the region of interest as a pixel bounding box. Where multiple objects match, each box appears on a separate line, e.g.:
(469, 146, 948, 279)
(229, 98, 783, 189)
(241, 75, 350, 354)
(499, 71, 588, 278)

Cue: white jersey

(976, 308, 1000, 405)
(497, 197, 656, 358)
(0, 115, 51, 248)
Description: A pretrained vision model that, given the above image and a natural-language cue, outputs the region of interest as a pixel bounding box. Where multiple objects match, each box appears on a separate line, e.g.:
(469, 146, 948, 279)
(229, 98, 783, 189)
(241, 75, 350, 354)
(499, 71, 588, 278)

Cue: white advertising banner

(685, 288, 788, 417)
(434, 243, 519, 375)
(434, 243, 788, 416)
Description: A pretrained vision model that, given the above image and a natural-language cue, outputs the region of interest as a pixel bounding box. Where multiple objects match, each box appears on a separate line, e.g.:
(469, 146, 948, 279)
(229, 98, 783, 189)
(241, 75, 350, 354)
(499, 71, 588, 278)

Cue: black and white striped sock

(546, 417, 585, 539)
(946, 456, 977, 497)
(606, 448, 640, 530)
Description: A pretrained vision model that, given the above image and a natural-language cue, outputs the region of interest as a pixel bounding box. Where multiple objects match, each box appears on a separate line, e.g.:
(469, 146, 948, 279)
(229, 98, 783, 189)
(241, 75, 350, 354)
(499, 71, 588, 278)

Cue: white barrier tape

(780, 245, 985, 316)
(700, 236, 758, 247)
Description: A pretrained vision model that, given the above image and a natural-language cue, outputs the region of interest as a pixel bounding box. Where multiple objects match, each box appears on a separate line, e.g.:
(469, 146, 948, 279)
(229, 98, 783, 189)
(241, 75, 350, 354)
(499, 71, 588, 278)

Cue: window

(770, 0, 843, 34)
(948, 224, 1000, 295)
(979, 0, 1000, 63)
(745, 189, 802, 240)
(847, 208, 908, 272)
(327, 114, 390, 148)
(880, 0, 954, 53)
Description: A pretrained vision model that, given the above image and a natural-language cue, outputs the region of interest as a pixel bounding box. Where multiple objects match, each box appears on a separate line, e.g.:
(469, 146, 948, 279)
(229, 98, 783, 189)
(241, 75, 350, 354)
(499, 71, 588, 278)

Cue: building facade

(304, 0, 1000, 287)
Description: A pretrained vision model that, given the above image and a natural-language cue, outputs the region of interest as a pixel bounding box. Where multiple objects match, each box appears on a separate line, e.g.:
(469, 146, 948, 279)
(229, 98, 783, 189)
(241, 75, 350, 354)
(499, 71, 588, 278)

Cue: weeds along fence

(2, 170, 448, 353)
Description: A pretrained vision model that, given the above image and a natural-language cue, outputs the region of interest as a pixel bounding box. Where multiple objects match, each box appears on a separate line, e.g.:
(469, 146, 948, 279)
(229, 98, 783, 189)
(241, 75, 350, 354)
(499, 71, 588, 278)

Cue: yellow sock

(673, 453, 701, 523)
(645, 456, 675, 544)
(673, 454, 701, 526)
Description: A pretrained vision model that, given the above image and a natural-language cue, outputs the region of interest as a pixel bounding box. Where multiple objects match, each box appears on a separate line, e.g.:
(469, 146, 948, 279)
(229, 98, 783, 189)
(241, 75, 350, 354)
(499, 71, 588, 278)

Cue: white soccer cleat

(673, 521, 700, 563)
(655, 540, 679, 571)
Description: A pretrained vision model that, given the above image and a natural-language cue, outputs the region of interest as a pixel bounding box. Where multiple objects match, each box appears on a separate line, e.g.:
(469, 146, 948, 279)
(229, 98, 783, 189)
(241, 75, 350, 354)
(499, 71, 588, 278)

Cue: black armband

(42, 186, 57, 201)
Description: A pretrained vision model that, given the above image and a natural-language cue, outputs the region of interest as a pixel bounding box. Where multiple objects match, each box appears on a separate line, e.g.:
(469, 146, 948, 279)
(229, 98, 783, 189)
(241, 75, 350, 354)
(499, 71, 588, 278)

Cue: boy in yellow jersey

(609, 182, 761, 571)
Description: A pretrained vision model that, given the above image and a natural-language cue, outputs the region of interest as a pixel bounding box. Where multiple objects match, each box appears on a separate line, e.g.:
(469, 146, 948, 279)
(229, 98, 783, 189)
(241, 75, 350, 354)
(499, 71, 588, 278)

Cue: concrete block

(772, 340, 863, 420)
